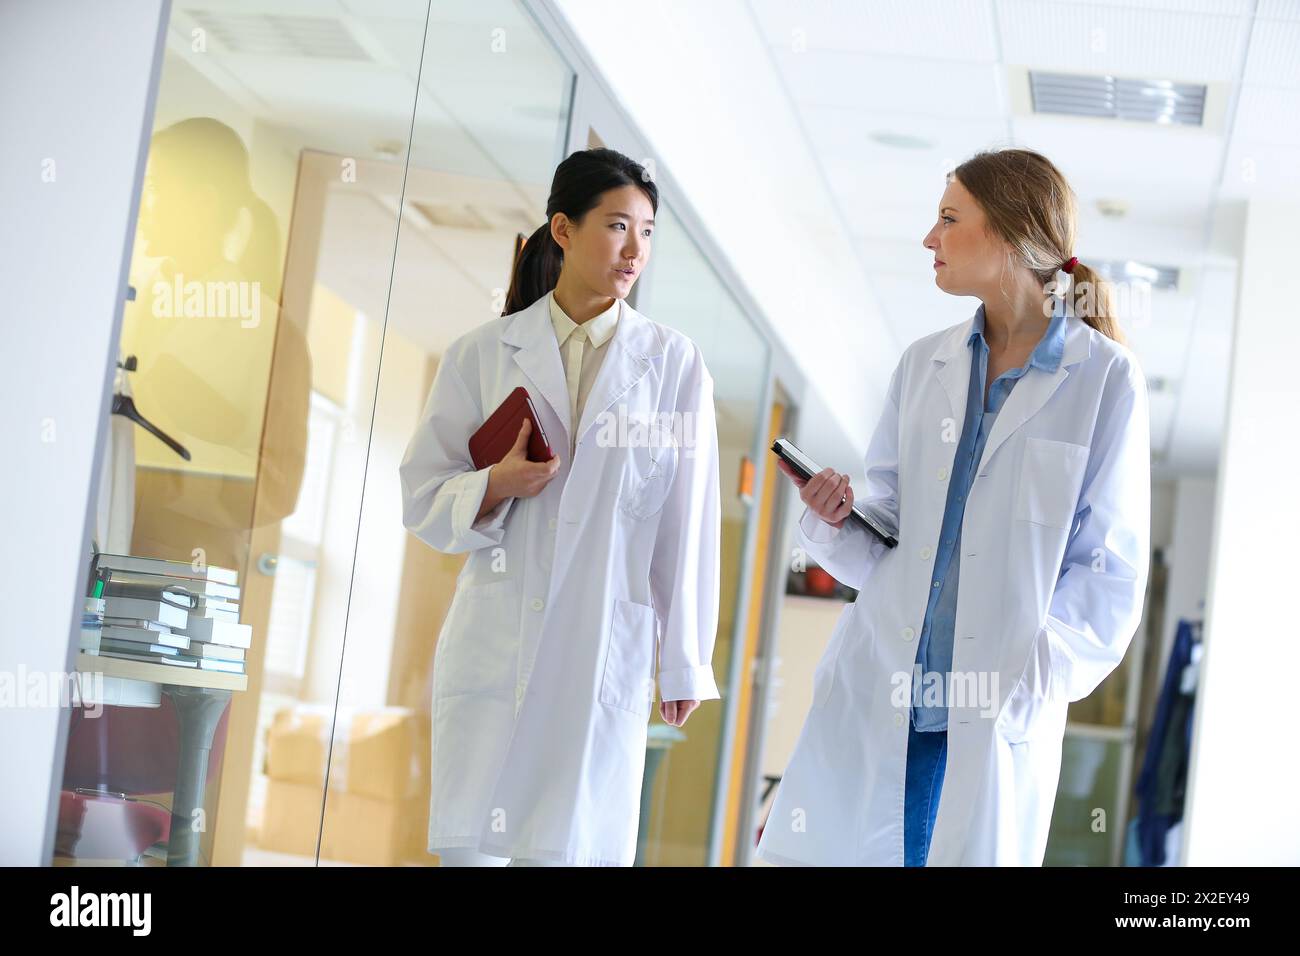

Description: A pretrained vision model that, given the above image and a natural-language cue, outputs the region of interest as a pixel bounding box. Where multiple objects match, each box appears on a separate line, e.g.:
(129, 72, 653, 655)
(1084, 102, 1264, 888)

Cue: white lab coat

(756, 304, 1150, 866)
(399, 293, 722, 866)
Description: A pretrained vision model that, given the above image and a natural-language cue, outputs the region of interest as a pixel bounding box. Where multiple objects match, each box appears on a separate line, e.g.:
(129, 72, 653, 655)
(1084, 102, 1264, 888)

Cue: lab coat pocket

(812, 600, 857, 709)
(1016, 437, 1089, 530)
(434, 576, 520, 699)
(995, 625, 1067, 744)
(600, 598, 658, 717)
(618, 419, 679, 520)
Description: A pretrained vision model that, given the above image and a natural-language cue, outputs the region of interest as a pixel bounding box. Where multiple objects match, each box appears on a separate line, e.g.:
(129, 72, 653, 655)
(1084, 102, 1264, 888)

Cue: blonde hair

(949, 148, 1125, 345)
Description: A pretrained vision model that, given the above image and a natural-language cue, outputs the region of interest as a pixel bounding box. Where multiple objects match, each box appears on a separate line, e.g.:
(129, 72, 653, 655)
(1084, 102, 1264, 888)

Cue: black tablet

(771, 438, 898, 548)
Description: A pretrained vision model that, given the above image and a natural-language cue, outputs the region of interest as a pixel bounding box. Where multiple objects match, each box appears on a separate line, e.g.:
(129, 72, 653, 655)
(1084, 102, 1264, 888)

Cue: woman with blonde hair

(758, 147, 1150, 866)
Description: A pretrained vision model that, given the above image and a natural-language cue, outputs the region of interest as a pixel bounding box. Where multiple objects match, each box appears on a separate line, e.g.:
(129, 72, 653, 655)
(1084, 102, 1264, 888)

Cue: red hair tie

(1062, 256, 1078, 274)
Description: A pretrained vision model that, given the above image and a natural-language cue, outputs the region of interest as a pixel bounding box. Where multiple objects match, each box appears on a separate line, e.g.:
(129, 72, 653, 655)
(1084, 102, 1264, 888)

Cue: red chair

(56, 696, 230, 864)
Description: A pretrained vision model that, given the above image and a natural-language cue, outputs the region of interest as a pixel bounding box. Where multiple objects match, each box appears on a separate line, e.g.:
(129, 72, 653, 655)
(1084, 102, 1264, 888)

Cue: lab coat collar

(938, 294, 1087, 369)
(932, 297, 1092, 474)
(548, 290, 620, 349)
(500, 293, 664, 455)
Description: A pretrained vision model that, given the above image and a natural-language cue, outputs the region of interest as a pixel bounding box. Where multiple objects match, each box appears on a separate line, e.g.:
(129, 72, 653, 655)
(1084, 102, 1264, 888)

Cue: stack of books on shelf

(83, 553, 251, 675)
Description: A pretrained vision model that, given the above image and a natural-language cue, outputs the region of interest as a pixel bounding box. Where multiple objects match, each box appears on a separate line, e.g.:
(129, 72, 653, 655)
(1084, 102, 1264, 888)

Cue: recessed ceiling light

(1096, 199, 1129, 218)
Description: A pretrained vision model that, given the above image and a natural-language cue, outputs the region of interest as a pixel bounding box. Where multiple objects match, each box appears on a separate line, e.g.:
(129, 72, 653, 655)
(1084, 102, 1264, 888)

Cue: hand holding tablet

(771, 438, 898, 548)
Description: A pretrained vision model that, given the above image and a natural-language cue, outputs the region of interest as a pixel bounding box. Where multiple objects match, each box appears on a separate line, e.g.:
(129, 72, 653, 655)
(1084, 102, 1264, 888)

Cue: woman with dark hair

(399, 148, 722, 867)
(758, 147, 1151, 867)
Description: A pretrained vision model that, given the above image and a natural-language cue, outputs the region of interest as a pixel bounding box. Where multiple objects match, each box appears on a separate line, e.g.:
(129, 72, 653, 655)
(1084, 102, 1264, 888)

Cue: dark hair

(503, 147, 659, 315)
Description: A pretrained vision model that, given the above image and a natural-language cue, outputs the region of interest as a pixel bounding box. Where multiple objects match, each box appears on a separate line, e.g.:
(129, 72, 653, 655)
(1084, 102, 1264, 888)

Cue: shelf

(75, 653, 248, 692)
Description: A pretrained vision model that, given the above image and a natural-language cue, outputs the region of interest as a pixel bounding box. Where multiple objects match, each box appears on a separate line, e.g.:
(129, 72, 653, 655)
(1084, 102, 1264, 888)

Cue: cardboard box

(265, 705, 418, 801)
(259, 778, 420, 866)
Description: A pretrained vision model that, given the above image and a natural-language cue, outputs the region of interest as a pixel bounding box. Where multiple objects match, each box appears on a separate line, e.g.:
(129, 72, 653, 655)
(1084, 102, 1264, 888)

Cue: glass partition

(318, 1, 573, 866)
(62, 0, 769, 869)
(59, 0, 432, 867)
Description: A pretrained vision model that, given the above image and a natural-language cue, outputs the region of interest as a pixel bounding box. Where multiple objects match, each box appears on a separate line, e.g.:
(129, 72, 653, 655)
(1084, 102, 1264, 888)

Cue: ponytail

(1064, 261, 1127, 347)
(504, 221, 563, 316)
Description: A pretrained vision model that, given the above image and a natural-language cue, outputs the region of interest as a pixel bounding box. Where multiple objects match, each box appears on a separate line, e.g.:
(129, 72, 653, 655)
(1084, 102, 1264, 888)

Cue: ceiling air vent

(1029, 71, 1205, 127)
(186, 11, 371, 61)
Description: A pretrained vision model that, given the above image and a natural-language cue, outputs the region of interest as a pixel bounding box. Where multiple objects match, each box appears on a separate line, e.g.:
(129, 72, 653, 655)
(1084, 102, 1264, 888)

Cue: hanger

(111, 354, 191, 461)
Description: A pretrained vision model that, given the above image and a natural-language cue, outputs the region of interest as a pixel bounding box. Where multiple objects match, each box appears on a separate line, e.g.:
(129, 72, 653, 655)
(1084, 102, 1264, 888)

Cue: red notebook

(468, 386, 555, 470)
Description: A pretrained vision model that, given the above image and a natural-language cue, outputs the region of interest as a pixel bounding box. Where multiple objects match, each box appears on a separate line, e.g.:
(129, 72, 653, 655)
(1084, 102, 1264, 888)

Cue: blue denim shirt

(911, 296, 1069, 732)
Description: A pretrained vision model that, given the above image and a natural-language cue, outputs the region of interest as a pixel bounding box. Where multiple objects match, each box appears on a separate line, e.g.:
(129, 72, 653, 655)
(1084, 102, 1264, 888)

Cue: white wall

(553, 0, 897, 467)
(1183, 200, 1300, 865)
(0, 0, 169, 864)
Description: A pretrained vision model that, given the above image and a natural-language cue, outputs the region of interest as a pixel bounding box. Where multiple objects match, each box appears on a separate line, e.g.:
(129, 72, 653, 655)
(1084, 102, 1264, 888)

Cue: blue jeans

(904, 715, 948, 866)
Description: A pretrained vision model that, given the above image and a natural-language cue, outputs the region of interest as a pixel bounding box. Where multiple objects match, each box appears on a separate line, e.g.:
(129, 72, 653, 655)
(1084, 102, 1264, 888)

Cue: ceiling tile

(997, 0, 1253, 82)
(750, 0, 999, 60)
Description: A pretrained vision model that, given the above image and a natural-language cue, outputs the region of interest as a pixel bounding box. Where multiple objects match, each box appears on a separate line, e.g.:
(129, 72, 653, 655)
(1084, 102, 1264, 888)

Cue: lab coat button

(937, 466, 948, 480)
(894, 713, 905, 727)
(548, 517, 557, 530)
(531, 598, 544, 612)
(920, 546, 932, 559)
(901, 626, 915, 641)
